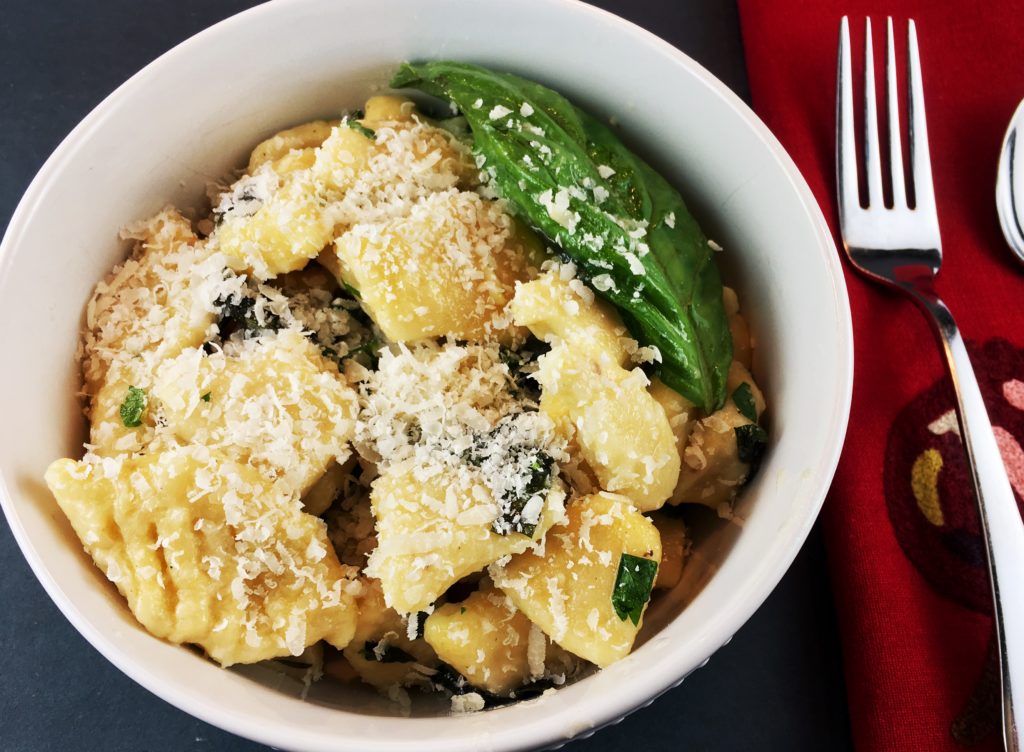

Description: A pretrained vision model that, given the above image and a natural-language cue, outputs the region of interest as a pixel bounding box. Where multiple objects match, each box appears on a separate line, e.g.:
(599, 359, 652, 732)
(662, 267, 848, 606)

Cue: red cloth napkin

(736, 2, 1024, 750)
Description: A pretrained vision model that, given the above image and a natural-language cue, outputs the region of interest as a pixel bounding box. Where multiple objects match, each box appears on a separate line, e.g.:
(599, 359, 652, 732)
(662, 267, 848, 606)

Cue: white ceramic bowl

(0, 0, 852, 749)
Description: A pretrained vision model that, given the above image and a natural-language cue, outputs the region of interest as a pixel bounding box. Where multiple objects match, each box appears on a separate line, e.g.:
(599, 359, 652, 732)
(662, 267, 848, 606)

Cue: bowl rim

(0, 0, 853, 749)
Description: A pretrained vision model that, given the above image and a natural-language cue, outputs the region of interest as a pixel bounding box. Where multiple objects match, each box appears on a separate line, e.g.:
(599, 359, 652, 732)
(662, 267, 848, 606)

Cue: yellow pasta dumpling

(492, 492, 661, 668)
(364, 462, 566, 615)
(45, 447, 360, 666)
(649, 512, 688, 591)
(86, 360, 155, 456)
(510, 269, 629, 362)
(219, 108, 476, 280)
(362, 95, 416, 124)
(153, 330, 357, 497)
(671, 361, 767, 508)
(535, 346, 679, 512)
(648, 377, 698, 459)
(342, 578, 438, 691)
(723, 286, 754, 370)
(248, 119, 338, 175)
(217, 173, 336, 279)
(425, 584, 564, 696)
(82, 209, 219, 398)
(332, 190, 543, 343)
(512, 269, 679, 511)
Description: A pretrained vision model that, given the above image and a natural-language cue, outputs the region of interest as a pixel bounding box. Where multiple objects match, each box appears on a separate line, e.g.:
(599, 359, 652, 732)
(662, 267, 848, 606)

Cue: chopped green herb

(611, 553, 658, 626)
(118, 386, 147, 428)
(497, 340, 547, 401)
(430, 662, 556, 707)
(359, 640, 415, 664)
(200, 392, 211, 402)
(342, 282, 361, 300)
(211, 290, 283, 342)
(735, 423, 768, 476)
(347, 119, 377, 140)
(732, 383, 757, 423)
(464, 428, 554, 538)
(321, 346, 338, 360)
(460, 607, 467, 615)
(346, 338, 382, 368)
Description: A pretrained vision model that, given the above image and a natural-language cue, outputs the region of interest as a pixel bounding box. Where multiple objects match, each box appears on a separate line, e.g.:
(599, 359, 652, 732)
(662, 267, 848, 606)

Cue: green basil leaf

(391, 61, 732, 411)
(732, 383, 757, 423)
(119, 386, 147, 428)
(611, 553, 658, 626)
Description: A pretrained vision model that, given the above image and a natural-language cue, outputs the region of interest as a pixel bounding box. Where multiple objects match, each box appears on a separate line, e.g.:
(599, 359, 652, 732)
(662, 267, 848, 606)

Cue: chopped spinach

(200, 391, 211, 402)
(211, 290, 283, 342)
(735, 423, 768, 475)
(359, 640, 415, 664)
(463, 424, 555, 538)
(732, 382, 757, 423)
(347, 119, 377, 140)
(611, 553, 658, 626)
(494, 450, 553, 538)
(430, 661, 559, 707)
(498, 339, 548, 402)
(118, 386, 147, 428)
(345, 338, 382, 369)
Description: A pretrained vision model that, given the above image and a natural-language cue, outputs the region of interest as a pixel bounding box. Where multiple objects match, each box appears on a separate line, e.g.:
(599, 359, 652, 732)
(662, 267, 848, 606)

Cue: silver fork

(837, 17, 1024, 751)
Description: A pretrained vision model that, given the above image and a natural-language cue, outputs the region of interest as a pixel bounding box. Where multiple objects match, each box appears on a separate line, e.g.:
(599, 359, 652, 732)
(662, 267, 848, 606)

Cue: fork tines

(837, 16, 939, 248)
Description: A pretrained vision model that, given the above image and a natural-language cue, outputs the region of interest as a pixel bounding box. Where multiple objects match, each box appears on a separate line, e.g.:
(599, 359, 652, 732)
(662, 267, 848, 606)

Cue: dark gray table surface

(0, 1, 854, 750)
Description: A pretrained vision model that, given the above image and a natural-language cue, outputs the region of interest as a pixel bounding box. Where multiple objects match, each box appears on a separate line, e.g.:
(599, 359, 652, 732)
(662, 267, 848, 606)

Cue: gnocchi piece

(248, 119, 338, 174)
(723, 286, 753, 370)
(648, 377, 697, 458)
(671, 361, 766, 508)
(492, 492, 661, 668)
(512, 270, 679, 511)
(510, 269, 629, 362)
(341, 578, 437, 691)
(362, 94, 416, 124)
(649, 513, 688, 591)
(364, 462, 567, 615)
(425, 585, 551, 696)
(82, 209, 219, 398)
(308, 123, 378, 194)
(86, 360, 154, 456)
(45, 447, 359, 666)
(535, 346, 679, 512)
(153, 331, 358, 497)
(332, 189, 544, 342)
(220, 111, 475, 280)
(217, 173, 336, 279)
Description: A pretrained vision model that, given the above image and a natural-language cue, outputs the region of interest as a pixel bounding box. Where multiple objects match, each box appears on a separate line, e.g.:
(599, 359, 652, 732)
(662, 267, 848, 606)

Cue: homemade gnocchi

(47, 88, 765, 712)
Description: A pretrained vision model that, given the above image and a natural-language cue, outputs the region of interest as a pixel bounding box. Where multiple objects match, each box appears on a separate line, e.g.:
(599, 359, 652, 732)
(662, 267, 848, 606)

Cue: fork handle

(914, 290, 1024, 752)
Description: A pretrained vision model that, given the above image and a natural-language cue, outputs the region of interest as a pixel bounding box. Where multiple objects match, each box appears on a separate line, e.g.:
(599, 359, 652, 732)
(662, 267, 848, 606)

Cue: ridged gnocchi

(45, 447, 359, 666)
